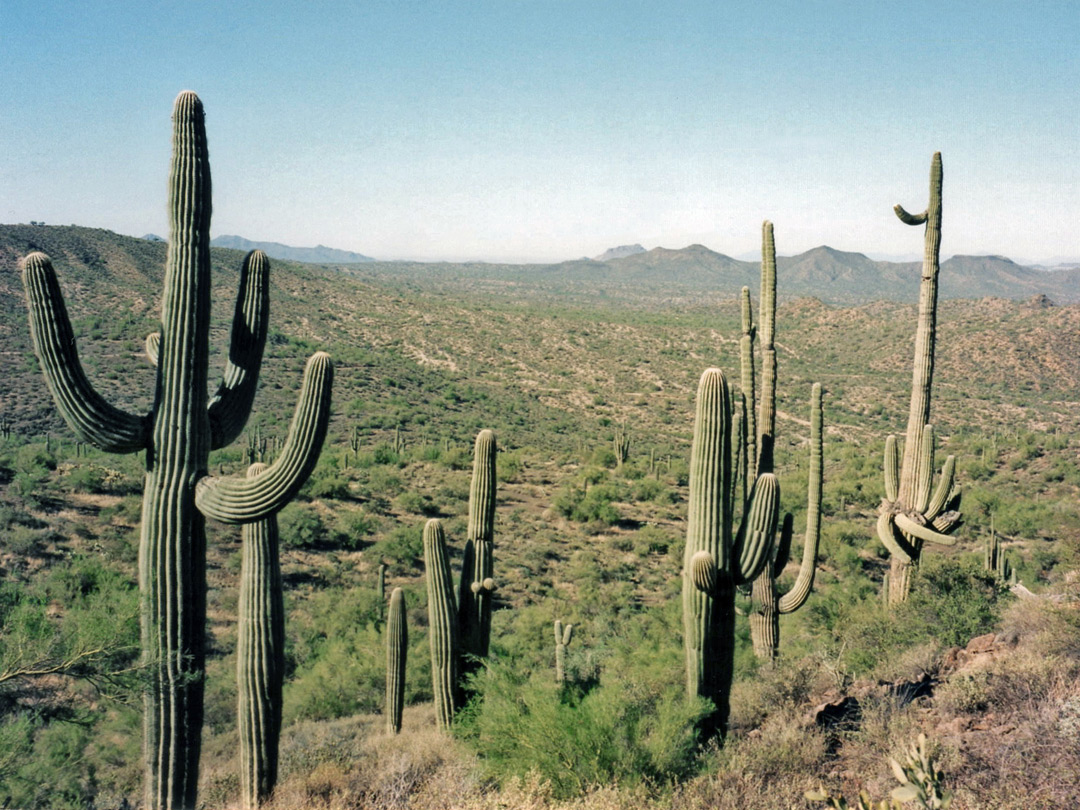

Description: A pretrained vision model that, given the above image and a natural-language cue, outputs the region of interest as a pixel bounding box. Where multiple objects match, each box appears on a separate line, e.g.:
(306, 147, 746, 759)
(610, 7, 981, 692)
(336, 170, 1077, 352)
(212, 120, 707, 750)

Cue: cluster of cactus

(385, 587, 407, 734)
(613, 424, 630, 467)
(246, 425, 277, 465)
(237, 463, 285, 810)
(807, 733, 951, 809)
(423, 429, 498, 728)
(876, 154, 963, 605)
(984, 518, 1014, 583)
(553, 619, 574, 684)
(21, 91, 333, 809)
(0, 415, 12, 439)
(738, 222, 824, 661)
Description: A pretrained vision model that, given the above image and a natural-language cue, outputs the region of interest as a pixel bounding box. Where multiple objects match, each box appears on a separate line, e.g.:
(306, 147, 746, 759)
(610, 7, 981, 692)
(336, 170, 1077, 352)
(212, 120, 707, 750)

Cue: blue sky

(2, 1, 1077, 263)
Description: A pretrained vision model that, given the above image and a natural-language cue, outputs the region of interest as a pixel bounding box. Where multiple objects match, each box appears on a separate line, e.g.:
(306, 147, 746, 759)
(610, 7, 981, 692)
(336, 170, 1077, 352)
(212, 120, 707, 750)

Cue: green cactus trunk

(554, 620, 573, 684)
(237, 463, 285, 810)
(683, 368, 776, 739)
(386, 587, 407, 734)
(423, 519, 459, 728)
(22, 92, 333, 810)
(458, 430, 497, 671)
(877, 154, 962, 606)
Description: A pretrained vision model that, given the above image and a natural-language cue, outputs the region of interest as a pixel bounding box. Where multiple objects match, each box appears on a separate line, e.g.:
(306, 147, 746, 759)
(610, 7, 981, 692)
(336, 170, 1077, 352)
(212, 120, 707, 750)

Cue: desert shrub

(331, 509, 381, 550)
(460, 662, 709, 798)
(278, 503, 328, 548)
(370, 522, 424, 567)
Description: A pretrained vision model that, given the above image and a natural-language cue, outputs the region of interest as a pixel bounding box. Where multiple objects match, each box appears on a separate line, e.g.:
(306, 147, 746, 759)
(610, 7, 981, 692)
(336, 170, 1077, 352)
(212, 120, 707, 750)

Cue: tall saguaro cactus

(386, 587, 407, 734)
(238, 464, 285, 810)
(553, 619, 573, 684)
(742, 223, 825, 660)
(458, 430, 497, 670)
(683, 368, 777, 739)
(877, 153, 962, 605)
(21, 92, 333, 810)
(424, 518, 459, 729)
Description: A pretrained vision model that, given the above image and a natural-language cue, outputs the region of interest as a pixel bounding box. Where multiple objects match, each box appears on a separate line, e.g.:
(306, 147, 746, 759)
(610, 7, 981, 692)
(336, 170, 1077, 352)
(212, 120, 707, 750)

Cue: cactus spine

(743, 223, 824, 660)
(237, 464, 285, 810)
(877, 153, 962, 605)
(21, 92, 333, 809)
(554, 619, 573, 684)
(458, 430, 497, 671)
(386, 587, 407, 734)
(683, 368, 777, 739)
(423, 518, 459, 728)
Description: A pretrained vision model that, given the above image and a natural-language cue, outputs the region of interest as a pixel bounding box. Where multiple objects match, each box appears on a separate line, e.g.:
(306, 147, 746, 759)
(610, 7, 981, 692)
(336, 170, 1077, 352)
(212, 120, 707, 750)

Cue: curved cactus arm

(894, 512, 957, 546)
(145, 332, 161, 367)
(913, 424, 936, 514)
(196, 352, 333, 524)
(932, 500, 962, 533)
(208, 250, 271, 450)
(877, 512, 917, 564)
(779, 383, 824, 614)
(894, 205, 928, 226)
(771, 513, 794, 580)
(21, 252, 149, 453)
(884, 435, 900, 503)
(733, 472, 779, 586)
(925, 455, 956, 520)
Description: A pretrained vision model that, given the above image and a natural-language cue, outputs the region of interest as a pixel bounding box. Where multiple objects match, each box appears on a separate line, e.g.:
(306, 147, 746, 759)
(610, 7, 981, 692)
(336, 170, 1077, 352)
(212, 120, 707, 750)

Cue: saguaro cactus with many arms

(458, 430, 497, 672)
(877, 153, 962, 605)
(742, 223, 824, 660)
(385, 587, 407, 734)
(21, 92, 333, 809)
(683, 368, 777, 739)
(237, 464, 285, 810)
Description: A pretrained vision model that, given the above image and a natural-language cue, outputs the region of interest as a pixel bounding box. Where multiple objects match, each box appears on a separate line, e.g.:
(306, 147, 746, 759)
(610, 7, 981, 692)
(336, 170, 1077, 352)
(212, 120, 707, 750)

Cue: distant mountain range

(3, 225, 1077, 305)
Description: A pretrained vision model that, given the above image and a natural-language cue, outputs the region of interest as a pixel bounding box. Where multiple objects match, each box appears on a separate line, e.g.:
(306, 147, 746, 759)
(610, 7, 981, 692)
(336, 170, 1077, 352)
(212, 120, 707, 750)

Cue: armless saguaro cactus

(238, 463, 285, 810)
(741, 223, 825, 660)
(683, 368, 777, 739)
(877, 153, 962, 605)
(457, 429, 497, 672)
(386, 587, 407, 734)
(21, 92, 333, 810)
(423, 519, 459, 729)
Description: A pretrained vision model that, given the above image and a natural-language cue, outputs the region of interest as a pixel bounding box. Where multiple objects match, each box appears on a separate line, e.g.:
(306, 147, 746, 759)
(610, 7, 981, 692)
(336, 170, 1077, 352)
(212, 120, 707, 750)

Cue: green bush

(278, 503, 328, 548)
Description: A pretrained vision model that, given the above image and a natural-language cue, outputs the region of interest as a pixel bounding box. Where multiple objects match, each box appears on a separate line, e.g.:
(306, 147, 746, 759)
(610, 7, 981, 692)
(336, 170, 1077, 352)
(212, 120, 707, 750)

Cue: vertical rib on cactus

(458, 430, 497, 671)
(423, 519, 459, 729)
(238, 463, 284, 810)
(21, 91, 333, 810)
(877, 153, 962, 605)
(683, 368, 777, 739)
(386, 587, 407, 734)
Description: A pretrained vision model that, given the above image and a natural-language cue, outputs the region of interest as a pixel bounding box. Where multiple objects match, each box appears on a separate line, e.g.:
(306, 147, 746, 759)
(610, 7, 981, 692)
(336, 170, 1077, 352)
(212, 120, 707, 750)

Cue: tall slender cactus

(877, 153, 962, 605)
(386, 587, 407, 734)
(458, 429, 497, 672)
(424, 518, 459, 729)
(21, 92, 333, 809)
(683, 368, 777, 739)
(741, 223, 825, 660)
(554, 619, 573, 684)
(237, 463, 285, 810)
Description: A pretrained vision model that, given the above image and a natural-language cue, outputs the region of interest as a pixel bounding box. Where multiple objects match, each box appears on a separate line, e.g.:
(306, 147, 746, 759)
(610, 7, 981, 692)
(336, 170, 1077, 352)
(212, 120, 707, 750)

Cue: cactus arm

(733, 392, 748, 509)
(771, 512, 794, 580)
(913, 424, 936, 514)
(460, 430, 497, 662)
(877, 512, 917, 564)
(925, 455, 956, 520)
(757, 221, 777, 474)
(146, 332, 161, 367)
(883, 435, 899, 502)
(894, 205, 928, 226)
(195, 352, 333, 524)
(690, 549, 718, 594)
(739, 286, 757, 484)
(779, 383, 823, 614)
(894, 513, 957, 546)
(733, 472, 779, 586)
(21, 252, 149, 453)
(423, 519, 459, 728)
(207, 250, 271, 449)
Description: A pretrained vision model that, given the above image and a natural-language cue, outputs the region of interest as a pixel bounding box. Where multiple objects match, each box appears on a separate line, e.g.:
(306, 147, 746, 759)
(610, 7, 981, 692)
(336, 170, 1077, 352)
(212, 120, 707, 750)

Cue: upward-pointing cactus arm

(733, 472, 779, 586)
(894, 513, 957, 546)
(877, 512, 917, 563)
(196, 352, 333, 523)
(779, 383, 823, 614)
(22, 252, 149, 453)
(145, 332, 161, 367)
(208, 250, 271, 449)
(926, 455, 956, 520)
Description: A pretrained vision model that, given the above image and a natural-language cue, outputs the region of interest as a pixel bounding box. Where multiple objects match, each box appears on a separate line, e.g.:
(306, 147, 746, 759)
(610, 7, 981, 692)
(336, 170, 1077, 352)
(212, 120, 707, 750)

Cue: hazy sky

(2, 1, 1077, 263)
